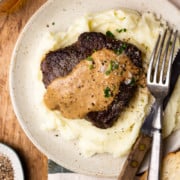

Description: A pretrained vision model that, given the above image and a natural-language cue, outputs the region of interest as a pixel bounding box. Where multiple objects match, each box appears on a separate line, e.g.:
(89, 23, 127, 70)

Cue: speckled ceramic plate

(0, 143, 24, 180)
(9, 0, 180, 177)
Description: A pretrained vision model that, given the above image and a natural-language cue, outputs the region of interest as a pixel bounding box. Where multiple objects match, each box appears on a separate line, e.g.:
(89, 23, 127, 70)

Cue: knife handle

(118, 133, 152, 180)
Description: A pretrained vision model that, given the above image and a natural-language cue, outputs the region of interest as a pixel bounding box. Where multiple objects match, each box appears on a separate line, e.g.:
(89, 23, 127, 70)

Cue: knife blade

(118, 49, 180, 180)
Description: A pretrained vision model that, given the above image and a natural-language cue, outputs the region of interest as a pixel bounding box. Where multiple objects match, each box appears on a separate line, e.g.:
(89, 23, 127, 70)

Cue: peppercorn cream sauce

(44, 48, 140, 119)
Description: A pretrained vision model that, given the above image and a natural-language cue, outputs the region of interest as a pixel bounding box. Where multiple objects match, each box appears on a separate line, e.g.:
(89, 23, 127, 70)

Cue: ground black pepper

(0, 154, 14, 180)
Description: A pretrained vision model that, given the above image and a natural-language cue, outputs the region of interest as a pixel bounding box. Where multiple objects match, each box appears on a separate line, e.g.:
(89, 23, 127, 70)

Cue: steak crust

(41, 32, 142, 129)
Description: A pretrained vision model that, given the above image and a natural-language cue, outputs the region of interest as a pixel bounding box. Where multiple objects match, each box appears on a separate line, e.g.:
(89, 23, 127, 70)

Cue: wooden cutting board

(0, 0, 47, 179)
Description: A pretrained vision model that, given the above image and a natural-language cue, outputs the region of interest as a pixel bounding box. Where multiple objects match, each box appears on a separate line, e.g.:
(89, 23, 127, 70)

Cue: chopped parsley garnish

(89, 64, 94, 69)
(140, 84, 145, 88)
(111, 61, 119, 70)
(86, 56, 94, 69)
(116, 28, 127, 33)
(104, 87, 113, 98)
(125, 77, 136, 86)
(106, 31, 115, 38)
(87, 56, 93, 61)
(105, 60, 119, 75)
(105, 70, 111, 75)
(120, 17, 126, 20)
(129, 77, 136, 86)
(114, 43, 127, 55)
(120, 70, 124, 75)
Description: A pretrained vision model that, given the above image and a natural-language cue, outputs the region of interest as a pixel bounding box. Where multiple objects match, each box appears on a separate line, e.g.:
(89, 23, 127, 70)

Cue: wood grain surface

(0, 0, 47, 179)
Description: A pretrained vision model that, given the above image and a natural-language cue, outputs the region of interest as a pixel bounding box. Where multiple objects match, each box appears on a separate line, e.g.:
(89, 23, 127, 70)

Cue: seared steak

(41, 32, 142, 129)
(87, 83, 136, 128)
(41, 32, 142, 87)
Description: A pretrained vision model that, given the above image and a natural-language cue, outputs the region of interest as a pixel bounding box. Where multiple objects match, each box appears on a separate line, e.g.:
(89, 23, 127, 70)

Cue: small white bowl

(0, 143, 24, 180)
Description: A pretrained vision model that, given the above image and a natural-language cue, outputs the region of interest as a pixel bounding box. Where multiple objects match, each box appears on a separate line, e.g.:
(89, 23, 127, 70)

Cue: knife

(118, 49, 180, 180)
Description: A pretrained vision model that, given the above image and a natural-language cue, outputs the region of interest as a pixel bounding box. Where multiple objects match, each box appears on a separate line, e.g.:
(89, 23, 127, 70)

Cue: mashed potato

(40, 9, 180, 157)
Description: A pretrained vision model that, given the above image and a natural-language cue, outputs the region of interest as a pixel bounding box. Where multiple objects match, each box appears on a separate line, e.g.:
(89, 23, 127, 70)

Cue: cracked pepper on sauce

(44, 48, 140, 119)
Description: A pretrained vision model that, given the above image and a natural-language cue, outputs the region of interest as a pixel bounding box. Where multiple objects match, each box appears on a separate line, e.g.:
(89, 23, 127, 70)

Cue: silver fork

(147, 29, 178, 180)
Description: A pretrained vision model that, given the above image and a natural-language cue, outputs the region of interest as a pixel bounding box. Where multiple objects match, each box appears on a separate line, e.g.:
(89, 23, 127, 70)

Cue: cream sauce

(44, 48, 140, 119)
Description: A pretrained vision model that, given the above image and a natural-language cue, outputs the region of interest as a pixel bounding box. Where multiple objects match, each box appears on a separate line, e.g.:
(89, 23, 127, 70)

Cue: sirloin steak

(41, 32, 142, 129)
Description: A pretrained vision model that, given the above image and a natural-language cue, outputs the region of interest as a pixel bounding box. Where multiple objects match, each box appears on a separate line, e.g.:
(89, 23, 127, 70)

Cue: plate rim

(9, 0, 180, 177)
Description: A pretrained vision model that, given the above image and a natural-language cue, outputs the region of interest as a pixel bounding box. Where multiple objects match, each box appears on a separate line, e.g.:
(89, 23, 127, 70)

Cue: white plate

(9, 0, 180, 177)
(0, 143, 24, 180)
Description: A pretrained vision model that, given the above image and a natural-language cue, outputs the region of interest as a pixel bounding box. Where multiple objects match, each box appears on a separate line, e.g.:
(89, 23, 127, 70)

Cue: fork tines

(147, 29, 178, 85)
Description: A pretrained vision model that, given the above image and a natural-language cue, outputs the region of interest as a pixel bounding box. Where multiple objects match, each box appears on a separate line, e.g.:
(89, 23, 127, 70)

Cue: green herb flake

(120, 70, 124, 75)
(122, 43, 127, 49)
(120, 17, 126, 20)
(86, 56, 95, 69)
(104, 87, 112, 98)
(114, 43, 127, 55)
(129, 77, 136, 86)
(106, 31, 115, 38)
(116, 28, 127, 33)
(87, 56, 93, 61)
(89, 64, 94, 70)
(111, 61, 119, 70)
(140, 84, 145, 88)
(105, 61, 119, 75)
(105, 62, 112, 75)
(105, 70, 111, 75)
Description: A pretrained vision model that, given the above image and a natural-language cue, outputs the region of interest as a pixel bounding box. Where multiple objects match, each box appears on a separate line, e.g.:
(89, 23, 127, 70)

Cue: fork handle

(148, 104, 163, 180)
(148, 130, 162, 180)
